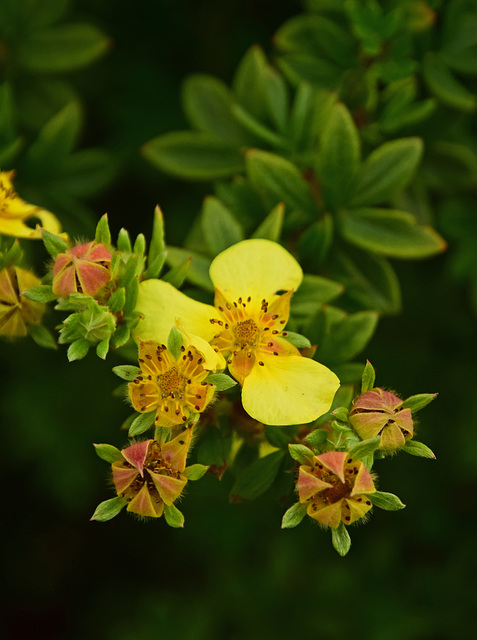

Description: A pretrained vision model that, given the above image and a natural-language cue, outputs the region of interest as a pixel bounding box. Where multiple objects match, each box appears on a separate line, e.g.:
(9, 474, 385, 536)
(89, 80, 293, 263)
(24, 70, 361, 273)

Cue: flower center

(234, 318, 259, 345)
(157, 366, 186, 398)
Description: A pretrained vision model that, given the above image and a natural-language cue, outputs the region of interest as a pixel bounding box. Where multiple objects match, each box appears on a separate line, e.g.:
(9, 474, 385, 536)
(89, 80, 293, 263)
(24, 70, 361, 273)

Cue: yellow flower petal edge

(241, 352, 340, 426)
(209, 239, 303, 305)
(134, 279, 221, 344)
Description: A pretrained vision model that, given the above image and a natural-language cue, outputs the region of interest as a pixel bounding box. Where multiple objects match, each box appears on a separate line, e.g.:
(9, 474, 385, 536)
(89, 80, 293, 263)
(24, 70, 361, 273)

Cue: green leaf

(95, 213, 111, 247)
(128, 411, 156, 437)
(67, 338, 90, 361)
(351, 138, 423, 207)
(143, 131, 244, 180)
(317, 310, 378, 365)
(289, 84, 336, 149)
(56, 149, 118, 197)
(205, 373, 237, 391)
(165, 247, 213, 291)
(183, 464, 208, 481)
(232, 45, 269, 121)
(96, 338, 110, 359)
(262, 64, 290, 133)
(361, 360, 376, 393)
(162, 257, 191, 289)
(17, 23, 110, 73)
(111, 323, 131, 349)
(167, 326, 183, 360)
(251, 203, 285, 242)
(317, 102, 361, 209)
(41, 229, 69, 259)
(112, 365, 142, 381)
(182, 74, 245, 144)
(305, 428, 329, 447)
(291, 273, 343, 316)
(277, 52, 340, 91)
(402, 440, 436, 459)
(229, 450, 284, 502)
(281, 502, 308, 529)
(400, 393, 437, 413)
(93, 443, 124, 464)
(297, 214, 334, 268)
(108, 287, 126, 314)
(288, 444, 314, 465)
(22, 285, 57, 303)
(117, 228, 132, 253)
(422, 52, 476, 112)
(146, 206, 166, 279)
(201, 196, 244, 255)
(231, 104, 288, 148)
(348, 437, 381, 460)
(264, 425, 296, 449)
(331, 522, 351, 556)
(27, 323, 58, 349)
(90, 496, 127, 522)
(339, 208, 447, 259)
(246, 149, 317, 217)
(133, 234, 146, 256)
(282, 332, 311, 349)
(367, 491, 405, 511)
(164, 503, 185, 528)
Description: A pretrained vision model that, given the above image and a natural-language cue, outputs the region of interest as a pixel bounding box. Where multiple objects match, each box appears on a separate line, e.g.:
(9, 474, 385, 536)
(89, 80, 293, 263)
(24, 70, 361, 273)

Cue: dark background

(1, 1, 475, 638)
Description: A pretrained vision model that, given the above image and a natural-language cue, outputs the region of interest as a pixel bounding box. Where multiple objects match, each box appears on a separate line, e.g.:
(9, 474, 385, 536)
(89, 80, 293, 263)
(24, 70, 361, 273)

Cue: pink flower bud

(52, 241, 112, 298)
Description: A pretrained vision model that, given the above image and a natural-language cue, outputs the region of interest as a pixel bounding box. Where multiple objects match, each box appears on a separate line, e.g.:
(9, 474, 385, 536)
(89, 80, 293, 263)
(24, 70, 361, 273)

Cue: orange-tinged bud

(52, 241, 112, 298)
(297, 451, 376, 529)
(112, 431, 191, 518)
(349, 388, 414, 452)
(0, 265, 44, 336)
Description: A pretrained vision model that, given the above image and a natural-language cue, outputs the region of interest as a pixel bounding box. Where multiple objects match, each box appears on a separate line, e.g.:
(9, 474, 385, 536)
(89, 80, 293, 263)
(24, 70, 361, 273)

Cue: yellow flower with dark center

(129, 339, 218, 428)
(0, 265, 44, 336)
(296, 451, 376, 528)
(0, 170, 62, 239)
(134, 239, 340, 426)
(112, 431, 191, 518)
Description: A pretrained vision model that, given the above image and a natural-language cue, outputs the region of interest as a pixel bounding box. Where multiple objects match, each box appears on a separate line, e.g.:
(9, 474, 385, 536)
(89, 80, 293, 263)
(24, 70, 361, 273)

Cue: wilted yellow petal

(241, 352, 340, 426)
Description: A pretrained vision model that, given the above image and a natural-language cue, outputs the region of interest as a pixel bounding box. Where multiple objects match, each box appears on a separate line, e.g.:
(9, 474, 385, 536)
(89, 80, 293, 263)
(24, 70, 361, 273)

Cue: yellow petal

(134, 279, 220, 344)
(209, 239, 303, 303)
(241, 352, 340, 426)
(175, 318, 225, 370)
(307, 500, 343, 528)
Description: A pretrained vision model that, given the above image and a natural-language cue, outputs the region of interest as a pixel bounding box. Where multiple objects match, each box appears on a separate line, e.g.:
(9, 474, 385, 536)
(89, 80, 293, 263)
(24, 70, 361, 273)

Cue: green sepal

(229, 450, 284, 502)
(330, 419, 352, 434)
(108, 287, 126, 314)
(282, 332, 311, 349)
(251, 203, 284, 242)
(112, 365, 141, 381)
(331, 522, 351, 556)
(183, 464, 208, 481)
(22, 285, 57, 303)
(145, 251, 167, 280)
(400, 393, 437, 413)
(27, 323, 58, 349)
(348, 437, 381, 460)
(361, 360, 376, 393)
(93, 443, 124, 463)
(288, 443, 314, 465)
(111, 323, 131, 348)
(128, 410, 157, 437)
(164, 503, 185, 528)
(96, 338, 110, 360)
(117, 228, 132, 252)
(167, 326, 183, 360)
(133, 233, 146, 256)
(281, 502, 307, 529)
(95, 213, 111, 247)
(146, 205, 167, 278)
(162, 257, 191, 288)
(205, 373, 237, 391)
(367, 491, 405, 511)
(42, 229, 69, 258)
(402, 440, 436, 459)
(1, 239, 22, 269)
(67, 338, 90, 361)
(331, 407, 349, 422)
(122, 277, 139, 318)
(91, 496, 127, 522)
(304, 428, 328, 448)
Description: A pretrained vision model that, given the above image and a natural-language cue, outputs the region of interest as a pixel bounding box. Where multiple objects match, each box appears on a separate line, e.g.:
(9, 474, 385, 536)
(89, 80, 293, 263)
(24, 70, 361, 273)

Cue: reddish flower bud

(52, 241, 112, 298)
(297, 451, 376, 529)
(349, 388, 414, 451)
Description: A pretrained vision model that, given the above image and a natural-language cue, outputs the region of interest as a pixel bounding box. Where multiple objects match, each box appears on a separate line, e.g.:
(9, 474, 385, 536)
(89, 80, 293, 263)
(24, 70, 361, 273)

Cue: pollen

(235, 318, 259, 343)
(158, 367, 185, 398)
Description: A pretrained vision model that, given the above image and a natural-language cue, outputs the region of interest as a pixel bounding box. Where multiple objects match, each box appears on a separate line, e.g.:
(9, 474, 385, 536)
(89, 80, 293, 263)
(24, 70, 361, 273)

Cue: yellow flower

(129, 338, 219, 428)
(134, 239, 340, 426)
(0, 265, 44, 336)
(0, 170, 62, 239)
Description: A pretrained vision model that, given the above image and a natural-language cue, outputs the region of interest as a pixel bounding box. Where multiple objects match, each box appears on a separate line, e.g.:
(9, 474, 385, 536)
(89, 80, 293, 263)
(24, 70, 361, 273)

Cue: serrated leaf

(201, 196, 244, 255)
(400, 393, 437, 413)
(22, 285, 57, 303)
(348, 437, 381, 459)
(143, 131, 244, 180)
(402, 440, 436, 459)
(339, 208, 447, 259)
(205, 373, 237, 391)
(288, 443, 314, 465)
(164, 503, 185, 528)
(281, 502, 308, 529)
(367, 491, 405, 511)
(93, 443, 124, 463)
(361, 360, 376, 393)
(351, 138, 423, 207)
(90, 496, 127, 522)
(128, 410, 156, 437)
(331, 522, 351, 556)
(229, 450, 284, 502)
(167, 326, 183, 360)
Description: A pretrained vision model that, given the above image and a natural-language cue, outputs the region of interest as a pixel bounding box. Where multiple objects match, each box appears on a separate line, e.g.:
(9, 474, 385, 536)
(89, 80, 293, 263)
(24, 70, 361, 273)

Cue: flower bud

(349, 388, 413, 452)
(0, 265, 44, 336)
(297, 451, 376, 528)
(52, 241, 112, 298)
